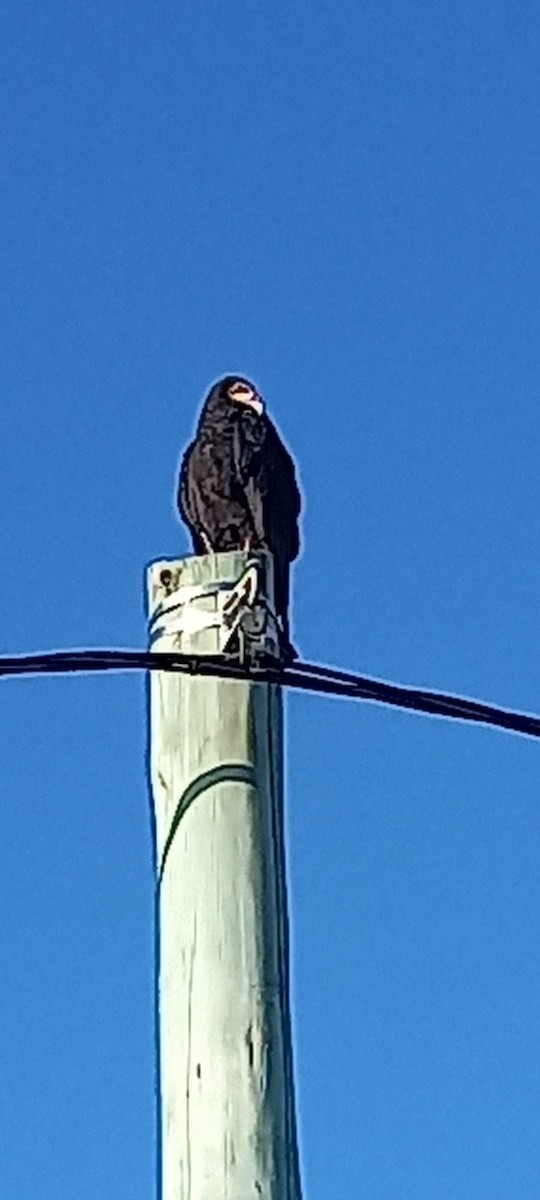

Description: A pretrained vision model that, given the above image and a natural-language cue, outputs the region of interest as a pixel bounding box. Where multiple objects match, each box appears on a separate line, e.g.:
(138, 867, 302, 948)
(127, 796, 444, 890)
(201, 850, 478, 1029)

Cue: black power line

(0, 647, 539, 742)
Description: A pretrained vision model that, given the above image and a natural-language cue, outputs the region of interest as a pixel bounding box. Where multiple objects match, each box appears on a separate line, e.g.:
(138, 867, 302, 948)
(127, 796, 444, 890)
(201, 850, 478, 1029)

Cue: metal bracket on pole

(221, 559, 279, 663)
(147, 553, 281, 662)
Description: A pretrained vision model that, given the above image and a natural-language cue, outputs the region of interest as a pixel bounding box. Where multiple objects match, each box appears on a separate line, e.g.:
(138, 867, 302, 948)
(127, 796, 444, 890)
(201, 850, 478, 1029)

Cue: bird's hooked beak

(226, 380, 264, 416)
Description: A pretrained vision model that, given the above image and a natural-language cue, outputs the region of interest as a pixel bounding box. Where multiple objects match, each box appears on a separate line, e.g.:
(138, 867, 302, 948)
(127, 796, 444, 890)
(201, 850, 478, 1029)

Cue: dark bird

(177, 375, 301, 656)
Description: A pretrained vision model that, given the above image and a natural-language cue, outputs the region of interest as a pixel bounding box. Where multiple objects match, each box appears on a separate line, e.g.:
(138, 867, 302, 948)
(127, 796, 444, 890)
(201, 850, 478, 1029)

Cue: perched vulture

(177, 375, 301, 655)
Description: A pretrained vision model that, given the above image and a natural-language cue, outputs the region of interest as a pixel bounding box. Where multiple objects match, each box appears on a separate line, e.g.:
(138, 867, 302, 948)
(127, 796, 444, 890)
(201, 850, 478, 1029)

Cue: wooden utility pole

(146, 550, 302, 1200)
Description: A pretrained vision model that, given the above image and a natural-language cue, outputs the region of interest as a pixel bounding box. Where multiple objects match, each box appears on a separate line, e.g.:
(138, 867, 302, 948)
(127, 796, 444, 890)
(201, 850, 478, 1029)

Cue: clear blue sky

(1, 1, 540, 1196)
